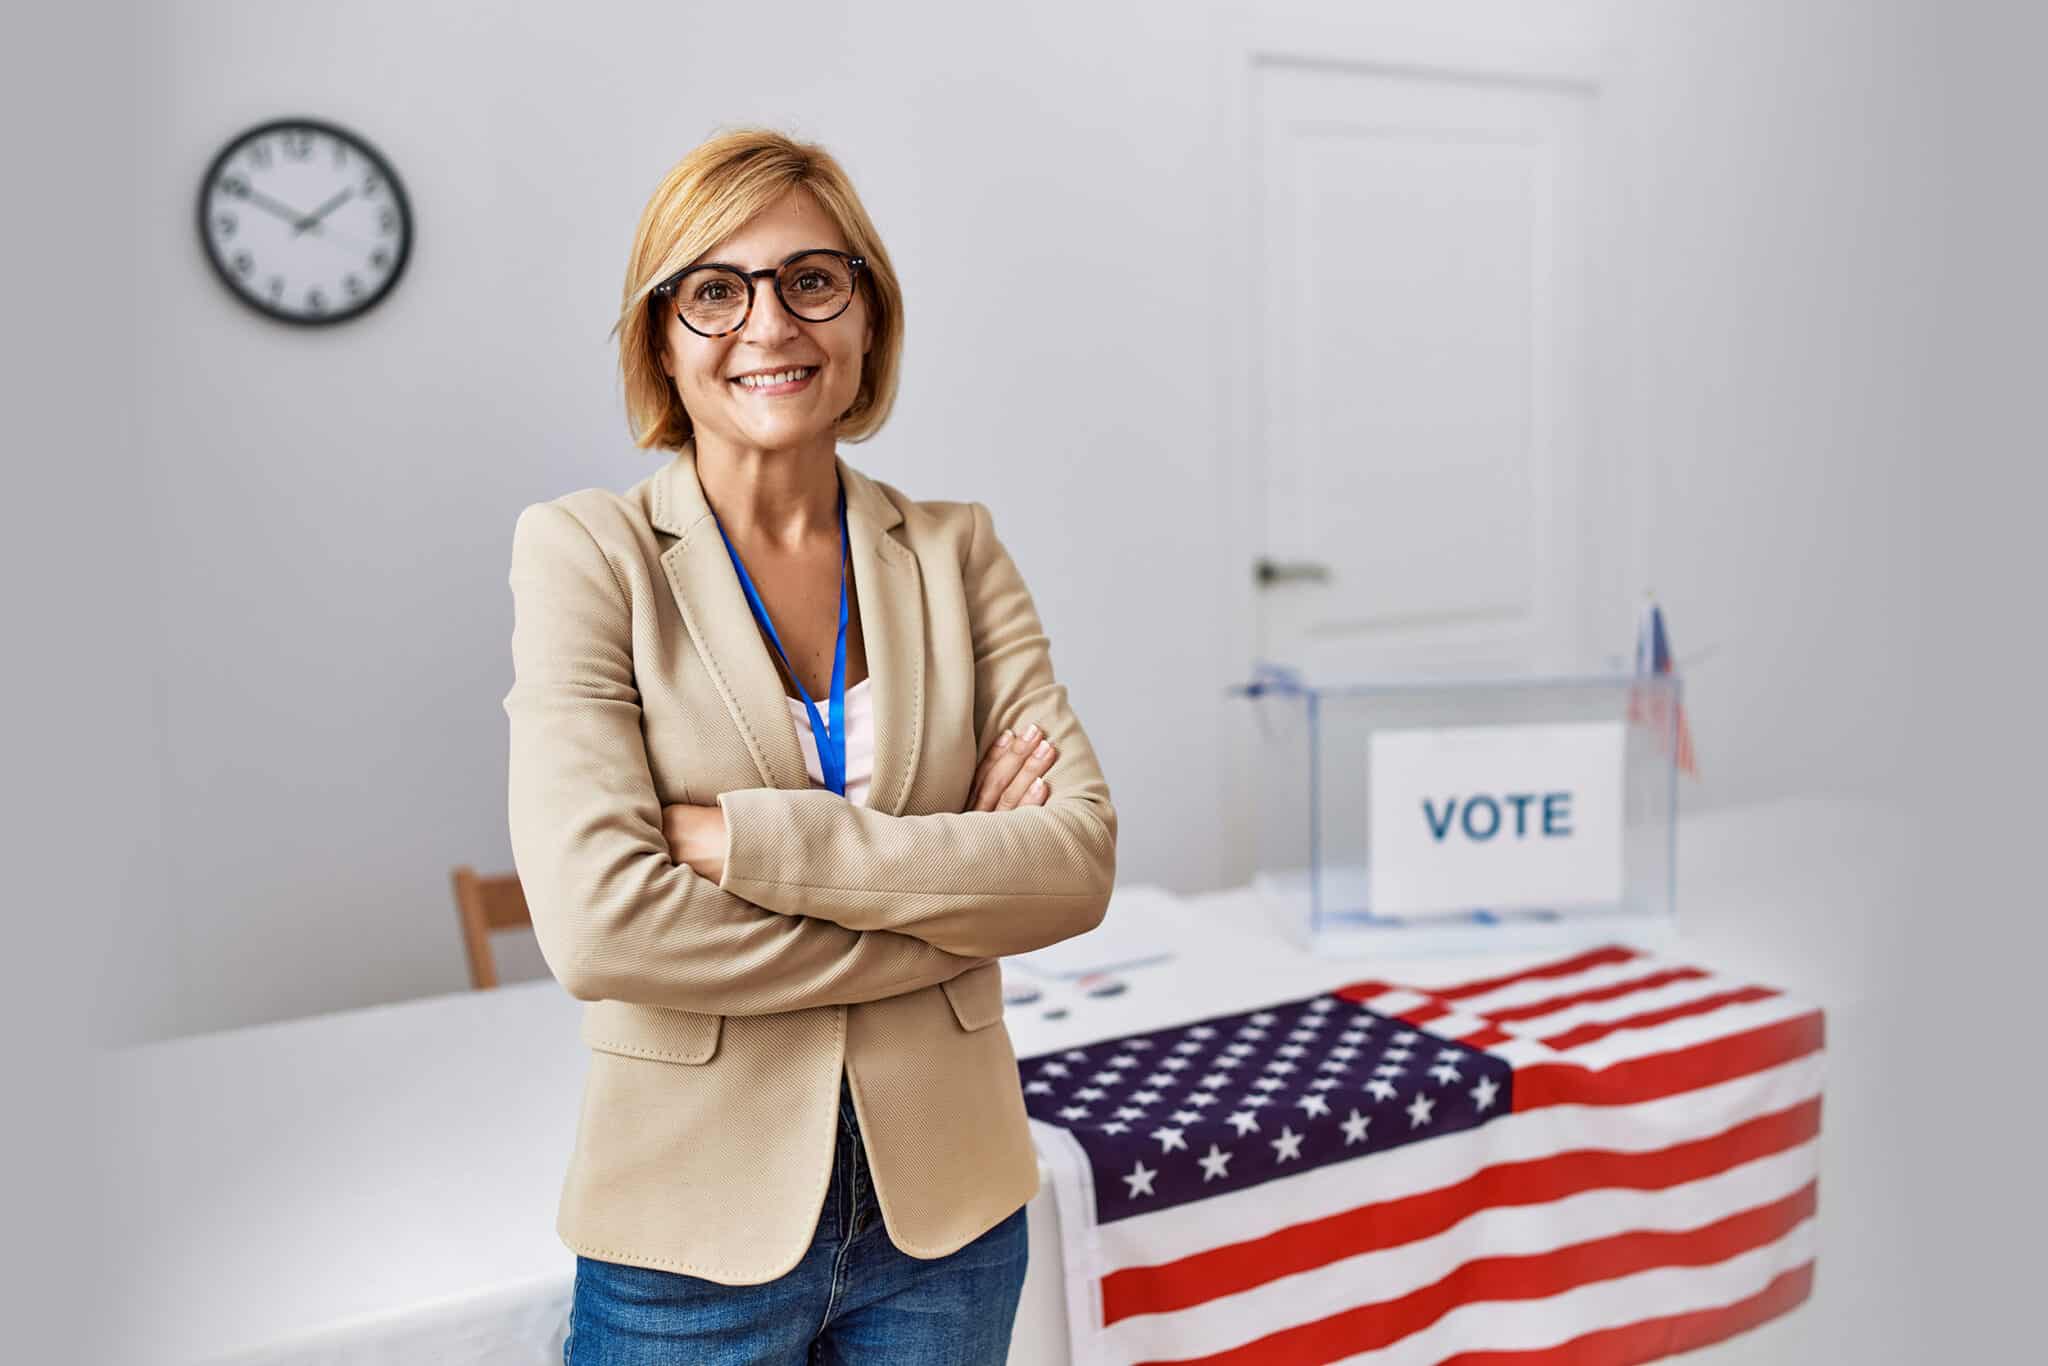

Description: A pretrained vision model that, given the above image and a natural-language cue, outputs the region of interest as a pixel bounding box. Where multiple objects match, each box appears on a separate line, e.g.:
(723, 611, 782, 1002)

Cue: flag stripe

(1433, 1261, 1815, 1366)
(1537, 986, 1781, 1051)
(1102, 1098, 1819, 1323)
(1481, 967, 1712, 1024)
(1513, 1013, 1824, 1110)
(1105, 1146, 1819, 1361)
(1146, 1184, 1817, 1365)
(1083, 1052, 1823, 1277)
(1339, 946, 1642, 1007)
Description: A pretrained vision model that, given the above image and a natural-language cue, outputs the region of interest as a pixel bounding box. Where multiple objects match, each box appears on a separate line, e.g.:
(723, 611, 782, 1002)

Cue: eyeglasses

(652, 248, 866, 338)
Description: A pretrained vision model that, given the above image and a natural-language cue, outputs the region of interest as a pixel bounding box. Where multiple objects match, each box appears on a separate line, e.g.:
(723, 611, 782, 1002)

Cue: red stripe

(1537, 987, 1780, 1051)
(1436, 1261, 1815, 1365)
(1482, 967, 1710, 1024)
(1139, 1184, 1819, 1365)
(1333, 945, 1639, 1008)
(1102, 1098, 1821, 1325)
(1398, 1001, 1452, 1027)
(1460, 1023, 1513, 1049)
(1513, 1013, 1825, 1111)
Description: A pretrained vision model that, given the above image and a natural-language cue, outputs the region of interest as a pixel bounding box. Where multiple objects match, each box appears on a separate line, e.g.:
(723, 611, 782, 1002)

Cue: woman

(503, 128, 1118, 1363)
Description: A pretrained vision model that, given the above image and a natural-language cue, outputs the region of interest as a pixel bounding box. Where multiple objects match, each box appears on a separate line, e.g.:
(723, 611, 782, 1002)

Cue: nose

(738, 274, 801, 344)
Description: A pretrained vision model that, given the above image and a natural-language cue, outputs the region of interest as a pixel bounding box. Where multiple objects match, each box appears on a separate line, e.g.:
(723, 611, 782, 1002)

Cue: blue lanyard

(711, 484, 850, 796)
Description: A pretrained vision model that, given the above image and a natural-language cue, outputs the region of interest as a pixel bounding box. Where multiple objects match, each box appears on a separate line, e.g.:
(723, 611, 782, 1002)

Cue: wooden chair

(449, 865, 531, 990)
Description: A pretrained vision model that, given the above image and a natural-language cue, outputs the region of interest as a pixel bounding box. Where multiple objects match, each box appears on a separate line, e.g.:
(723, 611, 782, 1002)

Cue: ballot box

(1235, 664, 1681, 957)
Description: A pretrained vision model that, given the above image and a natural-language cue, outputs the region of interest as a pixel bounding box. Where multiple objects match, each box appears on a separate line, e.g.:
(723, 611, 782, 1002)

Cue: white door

(1251, 58, 1602, 681)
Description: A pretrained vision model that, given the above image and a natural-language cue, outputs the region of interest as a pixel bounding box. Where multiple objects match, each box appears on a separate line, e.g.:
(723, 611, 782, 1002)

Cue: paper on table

(1007, 884, 1186, 980)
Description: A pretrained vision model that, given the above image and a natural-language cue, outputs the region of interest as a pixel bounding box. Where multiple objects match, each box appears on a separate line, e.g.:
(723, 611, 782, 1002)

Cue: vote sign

(1367, 720, 1625, 916)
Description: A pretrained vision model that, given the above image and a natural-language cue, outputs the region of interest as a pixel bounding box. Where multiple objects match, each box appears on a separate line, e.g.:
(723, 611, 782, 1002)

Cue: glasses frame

(652, 248, 867, 338)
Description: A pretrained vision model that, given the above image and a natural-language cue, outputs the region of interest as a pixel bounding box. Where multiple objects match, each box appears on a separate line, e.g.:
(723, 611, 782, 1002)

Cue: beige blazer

(502, 440, 1117, 1284)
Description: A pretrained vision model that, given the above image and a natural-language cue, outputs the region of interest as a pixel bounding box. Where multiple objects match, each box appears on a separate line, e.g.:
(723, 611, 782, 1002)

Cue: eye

(694, 279, 736, 303)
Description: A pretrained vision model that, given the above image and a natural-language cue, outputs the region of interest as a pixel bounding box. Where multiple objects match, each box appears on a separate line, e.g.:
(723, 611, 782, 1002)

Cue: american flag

(1627, 601, 1699, 778)
(1021, 944, 1824, 1365)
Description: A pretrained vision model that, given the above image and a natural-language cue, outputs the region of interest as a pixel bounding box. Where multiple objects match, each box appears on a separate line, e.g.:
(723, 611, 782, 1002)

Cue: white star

(1126, 1039, 1154, 1050)
(1123, 1160, 1158, 1198)
(1310, 1078, 1340, 1091)
(1151, 1125, 1188, 1153)
(1252, 1012, 1278, 1025)
(1110, 1054, 1138, 1068)
(1436, 1047, 1464, 1062)
(1131, 1089, 1161, 1105)
(1091, 1070, 1124, 1086)
(1171, 1109, 1201, 1124)
(1075, 1086, 1106, 1101)
(1471, 1075, 1500, 1111)
(1200, 1072, 1231, 1089)
(1189, 1025, 1217, 1039)
(1365, 1079, 1398, 1102)
(1063, 1049, 1090, 1061)
(1025, 1080, 1053, 1095)
(1198, 1144, 1234, 1181)
(1341, 1109, 1371, 1144)
(1242, 1094, 1274, 1109)
(1266, 1060, 1298, 1076)
(1374, 1063, 1406, 1078)
(1225, 1110, 1260, 1136)
(1278, 1044, 1308, 1058)
(1175, 1040, 1205, 1055)
(1270, 1126, 1305, 1162)
(1161, 1058, 1192, 1072)
(1145, 1071, 1175, 1087)
(1115, 1106, 1144, 1121)
(1393, 1031, 1418, 1044)
(1295, 1093, 1331, 1118)
(1058, 1105, 1090, 1120)
(1428, 1064, 1461, 1085)
(1407, 1092, 1436, 1128)
(1383, 1047, 1414, 1062)
(1039, 1061, 1069, 1076)
(1100, 1121, 1130, 1134)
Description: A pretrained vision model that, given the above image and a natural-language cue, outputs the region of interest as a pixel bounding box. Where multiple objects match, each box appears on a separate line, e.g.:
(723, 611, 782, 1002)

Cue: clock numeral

(246, 140, 272, 169)
(217, 173, 248, 199)
(305, 287, 327, 313)
(361, 170, 381, 197)
(215, 212, 237, 239)
(370, 248, 391, 271)
(378, 207, 398, 235)
(267, 275, 284, 299)
(344, 274, 364, 297)
(232, 250, 254, 275)
(282, 129, 313, 160)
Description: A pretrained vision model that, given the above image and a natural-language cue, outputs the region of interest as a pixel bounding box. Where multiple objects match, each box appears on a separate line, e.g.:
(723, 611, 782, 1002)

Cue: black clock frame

(196, 116, 413, 327)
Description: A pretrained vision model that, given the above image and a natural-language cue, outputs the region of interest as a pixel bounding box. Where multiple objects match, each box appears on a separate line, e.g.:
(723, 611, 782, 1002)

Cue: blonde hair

(612, 127, 905, 450)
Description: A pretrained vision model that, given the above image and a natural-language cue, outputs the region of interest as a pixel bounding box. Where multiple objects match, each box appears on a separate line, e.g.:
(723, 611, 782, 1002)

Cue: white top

(787, 675, 875, 807)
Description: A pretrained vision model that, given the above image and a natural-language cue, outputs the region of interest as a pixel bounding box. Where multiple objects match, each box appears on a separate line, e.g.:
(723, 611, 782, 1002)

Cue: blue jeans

(565, 1071, 1030, 1364)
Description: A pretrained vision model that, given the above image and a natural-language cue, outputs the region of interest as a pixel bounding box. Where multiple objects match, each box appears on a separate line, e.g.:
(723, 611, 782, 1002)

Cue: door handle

(1254, 556, 1331, 587)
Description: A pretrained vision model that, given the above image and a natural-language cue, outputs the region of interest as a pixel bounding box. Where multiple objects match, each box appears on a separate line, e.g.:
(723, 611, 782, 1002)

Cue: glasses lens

(777, 252, 856, 321)
(675, 268, 749, 333)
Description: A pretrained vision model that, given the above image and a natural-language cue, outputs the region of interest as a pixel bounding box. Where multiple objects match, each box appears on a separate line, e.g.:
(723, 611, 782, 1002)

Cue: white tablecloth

(93, 796, 1906, 1365)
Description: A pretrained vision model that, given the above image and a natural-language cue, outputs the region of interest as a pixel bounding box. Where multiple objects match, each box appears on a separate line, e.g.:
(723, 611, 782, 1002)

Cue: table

(92, 797, 1907, 1364)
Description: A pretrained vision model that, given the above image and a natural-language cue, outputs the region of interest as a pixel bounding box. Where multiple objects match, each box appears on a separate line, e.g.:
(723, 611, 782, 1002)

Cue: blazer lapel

(648, 441, 925, 816)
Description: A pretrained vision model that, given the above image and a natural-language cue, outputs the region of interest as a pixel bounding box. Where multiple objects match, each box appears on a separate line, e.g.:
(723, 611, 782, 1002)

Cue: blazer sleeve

(715, 499, 1117, 960)
(503, 500, 994, 1015)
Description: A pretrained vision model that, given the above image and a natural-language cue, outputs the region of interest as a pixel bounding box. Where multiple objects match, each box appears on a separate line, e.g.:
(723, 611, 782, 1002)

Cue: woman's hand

(662, 802, 728, 883)
(966, 722, 1057, 812)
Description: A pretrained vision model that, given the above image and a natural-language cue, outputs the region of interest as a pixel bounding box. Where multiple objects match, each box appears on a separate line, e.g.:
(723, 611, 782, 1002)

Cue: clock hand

(233, 185, 317, 229)
(292, 186, 355, 236)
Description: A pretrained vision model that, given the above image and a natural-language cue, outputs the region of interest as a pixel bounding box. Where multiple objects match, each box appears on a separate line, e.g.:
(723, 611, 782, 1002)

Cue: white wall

(110, 0, 1939, 1043)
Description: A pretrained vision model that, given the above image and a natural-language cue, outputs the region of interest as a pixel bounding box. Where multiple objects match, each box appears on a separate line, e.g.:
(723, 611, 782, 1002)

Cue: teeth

(736, 367, 815, 388)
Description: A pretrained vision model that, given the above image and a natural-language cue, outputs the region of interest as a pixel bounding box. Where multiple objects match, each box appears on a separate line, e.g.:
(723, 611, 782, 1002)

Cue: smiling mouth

(731, 366, 819, 394)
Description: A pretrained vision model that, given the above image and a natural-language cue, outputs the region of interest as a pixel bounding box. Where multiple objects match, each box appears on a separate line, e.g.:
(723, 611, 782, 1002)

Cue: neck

(692, 432, 840, 551)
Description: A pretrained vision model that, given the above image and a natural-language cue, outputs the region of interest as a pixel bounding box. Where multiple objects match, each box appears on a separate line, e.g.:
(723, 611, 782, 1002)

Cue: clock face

(198, 118, 412, 325)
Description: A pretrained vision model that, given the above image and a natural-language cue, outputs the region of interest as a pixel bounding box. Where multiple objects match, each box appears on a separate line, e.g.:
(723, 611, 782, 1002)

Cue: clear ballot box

(1233, 663, 1681, 958)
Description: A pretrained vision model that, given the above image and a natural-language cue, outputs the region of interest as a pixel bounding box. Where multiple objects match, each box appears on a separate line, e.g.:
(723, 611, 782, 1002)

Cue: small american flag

(1627, 601, 1699, 778)
(1021, 945, 1823, 1364)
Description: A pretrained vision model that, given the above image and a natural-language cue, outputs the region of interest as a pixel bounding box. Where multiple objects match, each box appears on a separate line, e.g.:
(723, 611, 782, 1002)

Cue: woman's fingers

(970, 725, 1058, 812)
(994, 730, 1058, 810)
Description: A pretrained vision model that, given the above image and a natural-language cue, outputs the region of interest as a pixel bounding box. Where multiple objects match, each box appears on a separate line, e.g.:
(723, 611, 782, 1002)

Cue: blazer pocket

(579, 998, 723, 1064)
(941, 961, 1007, 1032)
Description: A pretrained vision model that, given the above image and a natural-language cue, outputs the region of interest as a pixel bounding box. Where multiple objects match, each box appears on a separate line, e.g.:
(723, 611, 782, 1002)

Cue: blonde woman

(503, 128, 1118, 1363)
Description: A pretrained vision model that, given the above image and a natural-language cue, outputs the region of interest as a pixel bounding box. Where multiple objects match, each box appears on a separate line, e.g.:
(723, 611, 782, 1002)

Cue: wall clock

(197, 117, 413, 326)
